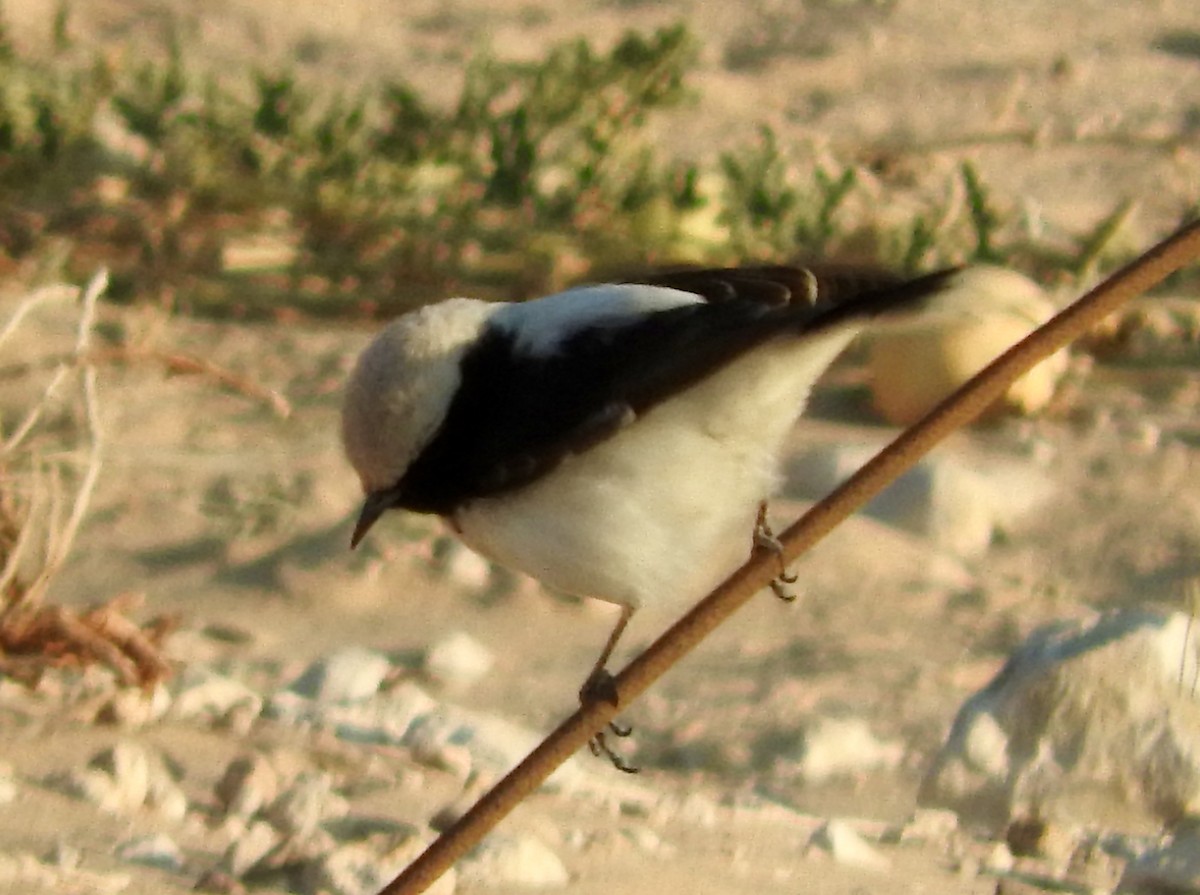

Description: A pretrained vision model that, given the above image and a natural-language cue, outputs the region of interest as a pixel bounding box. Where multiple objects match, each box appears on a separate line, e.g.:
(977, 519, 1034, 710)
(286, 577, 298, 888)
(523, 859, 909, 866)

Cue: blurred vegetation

(0, 6, 1155, 319)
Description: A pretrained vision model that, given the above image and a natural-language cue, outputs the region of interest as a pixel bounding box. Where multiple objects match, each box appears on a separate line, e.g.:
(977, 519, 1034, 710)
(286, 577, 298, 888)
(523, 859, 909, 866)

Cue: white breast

(451, 325, 859, 615)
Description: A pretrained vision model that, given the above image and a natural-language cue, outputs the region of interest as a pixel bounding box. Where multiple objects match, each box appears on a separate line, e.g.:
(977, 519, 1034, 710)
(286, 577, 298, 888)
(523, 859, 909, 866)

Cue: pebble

(0, 849, 131, 893)
(264, 771, 348, 837)
(1118, 820, 1200, 893)
(404, 706, 584, 789)
(171, 667, 263, 725)
(983, 841, 1015, 873)
(115, 833, 185, 872)
(459, 833, 570, 889)
(215, 753, 280, 821)
(894, 807, 959, 845)
(809, 820, 891, 870)
(96, 682, 172, 728)
(315, 681, 440, 745)
(921, 609, 1200, 829)
(51, 741, 189, 820)
(301, 835, 456, 895)
(441, 542, 494, 591)
(287, 647, 393, 703)
(620, 825, 674, 855)
(793, 715, 904, 783)
(423, 630, 495, 691)
(784, 446, 1054, 557)
(220, 820, 280, 878)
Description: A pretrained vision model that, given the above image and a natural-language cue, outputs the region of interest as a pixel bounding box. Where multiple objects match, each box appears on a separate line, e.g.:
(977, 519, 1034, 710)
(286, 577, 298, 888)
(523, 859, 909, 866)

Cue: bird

(342, 264, 979, 770)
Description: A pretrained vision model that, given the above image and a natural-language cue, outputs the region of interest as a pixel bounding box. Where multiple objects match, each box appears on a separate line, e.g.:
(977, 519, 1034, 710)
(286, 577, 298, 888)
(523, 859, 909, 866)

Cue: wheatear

(343, 265, 979, 769)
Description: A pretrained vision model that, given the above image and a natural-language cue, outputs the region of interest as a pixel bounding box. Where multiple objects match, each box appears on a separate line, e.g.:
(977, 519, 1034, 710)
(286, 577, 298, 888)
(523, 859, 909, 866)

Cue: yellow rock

(867, 267, 1068, 425)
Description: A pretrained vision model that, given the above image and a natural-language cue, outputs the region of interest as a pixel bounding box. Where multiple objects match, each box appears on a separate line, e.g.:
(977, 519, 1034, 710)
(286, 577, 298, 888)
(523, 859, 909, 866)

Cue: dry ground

(2, 1, 1200, 893)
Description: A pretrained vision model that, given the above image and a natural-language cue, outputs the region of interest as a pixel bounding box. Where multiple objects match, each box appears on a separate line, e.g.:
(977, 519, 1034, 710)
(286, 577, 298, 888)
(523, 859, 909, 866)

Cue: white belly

(452, 328, 858, 613)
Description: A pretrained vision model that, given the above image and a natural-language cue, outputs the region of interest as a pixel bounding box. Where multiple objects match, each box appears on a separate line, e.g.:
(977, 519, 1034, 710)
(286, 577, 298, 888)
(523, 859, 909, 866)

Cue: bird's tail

(817, 265, 1048, 334)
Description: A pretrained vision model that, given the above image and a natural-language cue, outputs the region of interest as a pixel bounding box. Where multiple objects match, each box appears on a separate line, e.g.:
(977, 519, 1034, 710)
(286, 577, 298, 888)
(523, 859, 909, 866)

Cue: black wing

(396, 265, 956, 514)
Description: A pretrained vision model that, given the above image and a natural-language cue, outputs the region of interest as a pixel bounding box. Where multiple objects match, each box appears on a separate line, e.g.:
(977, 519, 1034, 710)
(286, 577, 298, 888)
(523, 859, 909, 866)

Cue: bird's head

(341, 297, 495, 547)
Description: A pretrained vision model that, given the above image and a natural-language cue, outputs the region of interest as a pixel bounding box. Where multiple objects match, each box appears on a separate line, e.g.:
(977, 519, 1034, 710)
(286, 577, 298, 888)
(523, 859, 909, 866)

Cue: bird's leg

(578, 604, 639, 774)
(755, 502, 798, 602)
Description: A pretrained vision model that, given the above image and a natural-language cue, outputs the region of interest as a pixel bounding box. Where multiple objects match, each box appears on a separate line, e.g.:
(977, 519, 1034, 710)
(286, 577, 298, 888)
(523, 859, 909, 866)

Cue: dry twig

(0, 269, 175, 689)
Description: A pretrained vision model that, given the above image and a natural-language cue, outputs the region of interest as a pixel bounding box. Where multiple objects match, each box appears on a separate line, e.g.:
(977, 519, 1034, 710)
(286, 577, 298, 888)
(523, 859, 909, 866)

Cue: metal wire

(380, 220, 1200, 895)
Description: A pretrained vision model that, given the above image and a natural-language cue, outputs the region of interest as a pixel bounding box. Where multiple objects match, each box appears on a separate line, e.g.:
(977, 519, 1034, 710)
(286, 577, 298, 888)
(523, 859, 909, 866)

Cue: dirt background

(2, 1, 1200, 893)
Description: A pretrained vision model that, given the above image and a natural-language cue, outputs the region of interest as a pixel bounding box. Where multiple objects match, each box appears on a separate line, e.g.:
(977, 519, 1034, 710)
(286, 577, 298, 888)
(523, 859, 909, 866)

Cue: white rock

(785, 446, 1054, 557)
(56, 742, 153, 815)
(460, 834, 570, 888)
(170, 667, 263, 723)
(115, 833, 184, 872)
(288, 647, 393, 703)
(809, 820, 890, 870)
(0, 849, 131, 893)
(220, 820, 280, 877)
(98, 683, 172, 728)
(621, 825, 674, 855)
(442, 542, 494, 591)
(794, 716, 904, 784)
(1118, 823, 1200, 893)
(921, 609, 1200, 829)
(147, 777, 190, 823)
(424, 631, 495, 691)
(319, 681, 440, 745)
(301, 836, 456, 895)
(404, 707, 585, 790)
(896, 808, 959, 845)
(215, 753, 280, 820)
(264, 771, 348, 837)
(982, 841, 1014, 873)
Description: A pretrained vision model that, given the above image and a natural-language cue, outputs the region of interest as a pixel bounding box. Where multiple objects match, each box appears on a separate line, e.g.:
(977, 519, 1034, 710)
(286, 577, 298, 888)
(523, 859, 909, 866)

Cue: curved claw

(589, 732, 639, 774)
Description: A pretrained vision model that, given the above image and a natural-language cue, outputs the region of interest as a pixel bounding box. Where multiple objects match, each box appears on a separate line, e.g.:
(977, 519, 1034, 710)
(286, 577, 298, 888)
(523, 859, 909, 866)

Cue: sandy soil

(2, 1, 1200, 894)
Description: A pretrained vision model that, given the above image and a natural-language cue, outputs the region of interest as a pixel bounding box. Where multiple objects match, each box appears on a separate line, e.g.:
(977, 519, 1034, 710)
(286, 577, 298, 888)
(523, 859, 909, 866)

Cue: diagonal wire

(380, 219, 1200, 895)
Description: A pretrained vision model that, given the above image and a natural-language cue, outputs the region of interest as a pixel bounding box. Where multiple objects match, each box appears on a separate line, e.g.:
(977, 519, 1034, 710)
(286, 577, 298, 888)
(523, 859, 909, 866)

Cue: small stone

(795, 716, 904, 784)
(287, 647, 392, 704)
(115, 833, 184, 871)
(44, 841, 81, 870)
(921, 610, 1200, 829)
(171, 668, 263, 725)
(983, 841, 1015, 873)
(319, 680, 439, 745)
(621, 825, 674, 855)
(96, 683, 172, 728)
(264, 772, 348, 837)
(67, 742, 188, 820)
(785, 446, 1054, 558)
(897, 808, 959, 845)
(809, 820, 890, 870)
(424, 631, 495, 691)
(215, 753, 279, 820)
(460, 834, 569, 889)
(54, 741, 158, 814)
(1118, 821, 1200, 893)
(442, 542, 493, 591)
(0, 848, 131, 893)
(220, 820, 280, 878)
(194, 868, 246, 894)
(148, 779, 190, 822)
(301, 835, 455, 895)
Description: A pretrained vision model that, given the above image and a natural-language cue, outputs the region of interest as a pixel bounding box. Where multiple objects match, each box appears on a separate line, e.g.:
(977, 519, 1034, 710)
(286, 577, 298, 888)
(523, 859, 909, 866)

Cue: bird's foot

(755, 503, 799, 603)
(579, 669, 639, 774)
